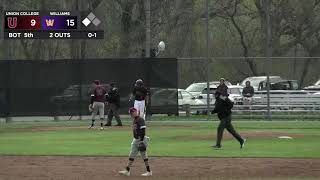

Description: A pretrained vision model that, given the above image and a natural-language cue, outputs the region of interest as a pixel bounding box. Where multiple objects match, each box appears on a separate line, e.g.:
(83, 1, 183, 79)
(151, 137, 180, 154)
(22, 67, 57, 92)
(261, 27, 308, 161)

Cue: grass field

(0, 118, 320, 158)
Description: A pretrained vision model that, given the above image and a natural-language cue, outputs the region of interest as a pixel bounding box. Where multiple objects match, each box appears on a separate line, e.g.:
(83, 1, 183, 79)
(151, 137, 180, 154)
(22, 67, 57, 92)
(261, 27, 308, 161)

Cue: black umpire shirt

(212, 97, 234, 119)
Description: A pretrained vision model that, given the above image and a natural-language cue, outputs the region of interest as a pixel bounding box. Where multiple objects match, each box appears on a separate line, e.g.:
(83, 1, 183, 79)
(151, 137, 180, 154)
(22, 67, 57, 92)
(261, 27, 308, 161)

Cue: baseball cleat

(104, 123, 111, 126)
(212, 145, 221, 149)
(141, 171, 152, 177)
(88, 125, 94, 129)
(240, 139, 246, 149)
(119, 170, 130, 176)
(100, 127, 104, 130)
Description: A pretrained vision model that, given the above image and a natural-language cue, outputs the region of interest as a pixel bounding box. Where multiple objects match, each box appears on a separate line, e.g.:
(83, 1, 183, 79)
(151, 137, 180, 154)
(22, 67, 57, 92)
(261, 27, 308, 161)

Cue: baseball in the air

(158, 41, 166, 51)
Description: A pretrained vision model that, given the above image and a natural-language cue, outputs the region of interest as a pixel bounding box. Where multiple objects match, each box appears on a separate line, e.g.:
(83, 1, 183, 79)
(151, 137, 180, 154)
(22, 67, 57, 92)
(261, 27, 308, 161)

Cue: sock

(144, 159, 151, 172)
(126, 158, 134, 171)
(100, 119, 104, 127)
(91, 120, 95, 126)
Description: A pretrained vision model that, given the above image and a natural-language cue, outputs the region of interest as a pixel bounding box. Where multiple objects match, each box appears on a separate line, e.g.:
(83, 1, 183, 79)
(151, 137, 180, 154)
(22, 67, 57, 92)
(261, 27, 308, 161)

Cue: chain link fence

(178, 57, 320, 119)
(0, 58, 178, 122)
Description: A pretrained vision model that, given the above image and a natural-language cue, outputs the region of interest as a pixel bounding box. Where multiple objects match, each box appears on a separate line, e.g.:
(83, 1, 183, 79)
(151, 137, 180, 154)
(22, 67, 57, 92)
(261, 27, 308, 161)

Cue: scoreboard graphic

(4, 11, 104, 39)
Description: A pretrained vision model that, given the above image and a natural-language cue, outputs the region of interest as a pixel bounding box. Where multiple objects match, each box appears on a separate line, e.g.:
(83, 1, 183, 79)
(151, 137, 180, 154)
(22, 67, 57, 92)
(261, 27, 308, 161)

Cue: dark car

(50, 84, 110, 115)
(148, 88, 179, 116)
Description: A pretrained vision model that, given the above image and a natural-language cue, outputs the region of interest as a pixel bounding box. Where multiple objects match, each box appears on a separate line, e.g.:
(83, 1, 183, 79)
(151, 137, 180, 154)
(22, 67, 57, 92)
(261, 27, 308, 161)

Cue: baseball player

(131, 79, 148, 119)
(88, 80, 107, 130)
(119, 107, 152, 177)
(105, 83, 122, 126)
(216, 78, 229, 99)
(211, 92, 246, 149)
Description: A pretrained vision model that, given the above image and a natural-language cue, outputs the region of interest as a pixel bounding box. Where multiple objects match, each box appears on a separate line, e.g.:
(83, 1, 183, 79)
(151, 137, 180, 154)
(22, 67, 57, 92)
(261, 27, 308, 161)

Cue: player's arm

(130, 87, 136, 101)
(139, 128, 146, 141)
(145, 88, 150, 105)
(90, 94, 95, 104)
(138, 126, 147, 152)
(211, 106, 218, 114)
(225, 98, 234, 109)
(139, 119, 146, 141)
(211, 99, 220, 114)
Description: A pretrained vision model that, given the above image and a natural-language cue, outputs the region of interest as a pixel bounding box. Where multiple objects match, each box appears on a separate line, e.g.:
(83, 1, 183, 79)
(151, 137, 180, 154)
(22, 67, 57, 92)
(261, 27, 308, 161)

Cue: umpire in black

(212, 92, 246, 149)
(105, 83, 123, 126)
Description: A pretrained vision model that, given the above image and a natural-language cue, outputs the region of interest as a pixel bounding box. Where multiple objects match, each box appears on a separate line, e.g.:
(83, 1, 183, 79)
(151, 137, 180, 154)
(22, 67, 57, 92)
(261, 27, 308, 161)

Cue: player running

(119, 107, 152, 177)
(211, 92, 246, 149)
(131, 79, 148, 119)
(88, 80, 107, 130)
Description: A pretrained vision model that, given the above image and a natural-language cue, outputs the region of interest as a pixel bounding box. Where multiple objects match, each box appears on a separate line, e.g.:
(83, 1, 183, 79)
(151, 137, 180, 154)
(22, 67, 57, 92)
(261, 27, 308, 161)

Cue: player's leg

(141, 100, 146, 119)
(134, 100, 139, 109)
(89, 102, 98, 128)
(112, 104, 122, 126)
(215, 119, 226, 148)
(140, 137, 152, 176)
(98, 102, 105, 129)
(119, 139, 139, 176)
(105, 105, 114, 126)
(225, 116, 244, 145)
(137, 100, 145, 118)
(134, 100, 144, 118)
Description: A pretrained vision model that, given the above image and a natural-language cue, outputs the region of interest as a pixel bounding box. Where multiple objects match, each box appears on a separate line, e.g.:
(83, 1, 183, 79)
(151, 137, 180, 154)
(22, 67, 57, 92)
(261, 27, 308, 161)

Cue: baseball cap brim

(128, 107, 137, 114)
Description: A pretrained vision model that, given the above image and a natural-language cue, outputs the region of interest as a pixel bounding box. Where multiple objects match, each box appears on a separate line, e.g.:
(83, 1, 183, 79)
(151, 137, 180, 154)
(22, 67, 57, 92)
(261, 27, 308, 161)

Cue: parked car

(241, 76, 282, 91)
(50, 84, 111, 115)
(150, 88, 203, 115)
(303, 79, 320, 91)
(258, 79, 299, 91)
(198, 85, 243, 104)
(186, 81, 232, 97)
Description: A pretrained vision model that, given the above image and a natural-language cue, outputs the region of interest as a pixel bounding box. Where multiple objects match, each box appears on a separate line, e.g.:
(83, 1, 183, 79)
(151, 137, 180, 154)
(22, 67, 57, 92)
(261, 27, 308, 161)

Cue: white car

(151, 88, 203, 107)
(178, 89, 204, 106)
(303, 79, 320, 91)
(149, 88, 203, 115)
(315, 92, 320, 95)
(186, 81, 232, 97)
(197, 85, 243, 105)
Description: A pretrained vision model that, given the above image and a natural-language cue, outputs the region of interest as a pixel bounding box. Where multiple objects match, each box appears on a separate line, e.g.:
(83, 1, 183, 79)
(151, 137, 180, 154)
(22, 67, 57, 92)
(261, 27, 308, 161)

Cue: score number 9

(31, 19, 36, 26)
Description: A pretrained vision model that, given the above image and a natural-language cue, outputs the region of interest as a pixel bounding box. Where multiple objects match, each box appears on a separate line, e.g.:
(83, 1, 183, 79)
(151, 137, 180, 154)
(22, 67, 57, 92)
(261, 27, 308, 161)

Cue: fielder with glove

(88, 80, 107, 130)
(119, 107, 152, 177)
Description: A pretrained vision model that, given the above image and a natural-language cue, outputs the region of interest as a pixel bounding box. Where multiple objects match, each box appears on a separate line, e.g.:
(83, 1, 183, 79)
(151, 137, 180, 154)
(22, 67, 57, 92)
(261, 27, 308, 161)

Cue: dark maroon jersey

(133, 86, 148, 101)
(132, 116, 146, 139)
(93, 85, 106, 102)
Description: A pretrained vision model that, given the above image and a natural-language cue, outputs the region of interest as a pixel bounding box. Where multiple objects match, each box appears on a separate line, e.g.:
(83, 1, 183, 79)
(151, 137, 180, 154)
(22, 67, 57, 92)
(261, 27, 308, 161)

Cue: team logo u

(7, 17, 17, 28)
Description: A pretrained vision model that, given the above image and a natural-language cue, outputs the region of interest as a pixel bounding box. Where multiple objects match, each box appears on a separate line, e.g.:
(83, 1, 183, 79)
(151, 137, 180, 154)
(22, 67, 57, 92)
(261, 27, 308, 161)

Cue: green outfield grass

(0, 119, 320, 158)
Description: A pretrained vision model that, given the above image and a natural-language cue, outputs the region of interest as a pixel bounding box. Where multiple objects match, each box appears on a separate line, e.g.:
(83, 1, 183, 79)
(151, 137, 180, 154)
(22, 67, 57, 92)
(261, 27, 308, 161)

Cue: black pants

(106, 103, 122, 125)
(216, 115, 243, 146)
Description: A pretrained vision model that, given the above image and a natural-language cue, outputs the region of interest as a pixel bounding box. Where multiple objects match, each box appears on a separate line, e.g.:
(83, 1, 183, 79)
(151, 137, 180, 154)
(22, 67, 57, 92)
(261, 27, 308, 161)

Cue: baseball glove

(138, 141, 147, 152)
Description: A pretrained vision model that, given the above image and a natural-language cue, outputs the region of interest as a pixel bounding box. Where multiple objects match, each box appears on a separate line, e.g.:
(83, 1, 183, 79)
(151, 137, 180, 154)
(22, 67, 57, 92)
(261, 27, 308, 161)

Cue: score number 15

(66, 19, 75, 27)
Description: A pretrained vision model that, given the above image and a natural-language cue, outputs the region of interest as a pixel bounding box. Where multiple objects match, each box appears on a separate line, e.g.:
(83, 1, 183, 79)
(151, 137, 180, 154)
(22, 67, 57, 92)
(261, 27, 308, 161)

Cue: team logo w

(7, 17, 17, 28)
(45, 19, 55, 27)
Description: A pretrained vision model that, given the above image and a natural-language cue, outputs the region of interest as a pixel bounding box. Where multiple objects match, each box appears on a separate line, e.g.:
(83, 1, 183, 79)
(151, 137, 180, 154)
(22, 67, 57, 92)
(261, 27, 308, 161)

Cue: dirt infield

(0, 156, 319, 180)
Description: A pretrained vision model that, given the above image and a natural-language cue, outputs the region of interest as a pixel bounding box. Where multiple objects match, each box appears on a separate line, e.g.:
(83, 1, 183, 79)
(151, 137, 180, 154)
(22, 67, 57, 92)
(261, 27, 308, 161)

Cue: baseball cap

(94, 80, 100, 85)
(128, 107, 137, 114)
(136, 79, 143, 84)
